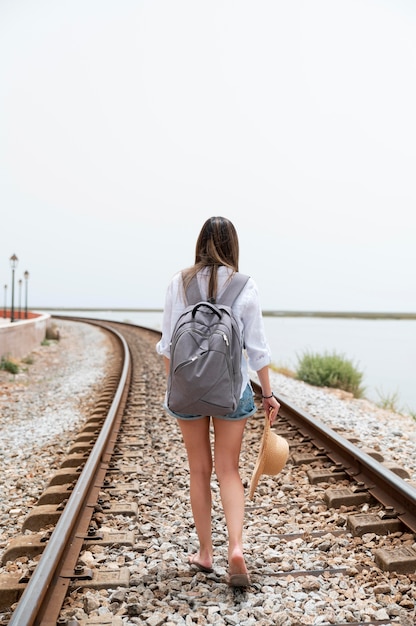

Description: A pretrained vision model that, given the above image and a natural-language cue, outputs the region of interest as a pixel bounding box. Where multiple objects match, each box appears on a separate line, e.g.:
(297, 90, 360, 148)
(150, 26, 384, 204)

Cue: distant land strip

(37, 307, 416, 320)
(262, 311, 416, 319)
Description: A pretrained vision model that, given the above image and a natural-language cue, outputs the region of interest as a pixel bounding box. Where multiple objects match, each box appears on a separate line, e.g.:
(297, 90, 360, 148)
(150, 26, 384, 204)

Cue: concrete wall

(0, 313, 50, 360)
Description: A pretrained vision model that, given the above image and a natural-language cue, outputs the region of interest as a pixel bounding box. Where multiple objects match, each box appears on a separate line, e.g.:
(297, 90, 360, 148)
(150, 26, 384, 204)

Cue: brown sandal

(189, 555, 214, 574)
(227, 573, 251, 588)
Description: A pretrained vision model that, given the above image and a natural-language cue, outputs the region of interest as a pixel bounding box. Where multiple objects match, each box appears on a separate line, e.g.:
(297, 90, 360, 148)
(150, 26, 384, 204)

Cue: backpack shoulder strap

(183, 273, 203, 305)
(184, 271, 250, 306)
(218, 272, 250, 307)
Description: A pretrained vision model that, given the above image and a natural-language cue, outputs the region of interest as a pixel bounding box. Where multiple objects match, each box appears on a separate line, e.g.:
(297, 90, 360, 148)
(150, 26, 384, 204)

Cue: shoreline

(30, 307, 416, 320)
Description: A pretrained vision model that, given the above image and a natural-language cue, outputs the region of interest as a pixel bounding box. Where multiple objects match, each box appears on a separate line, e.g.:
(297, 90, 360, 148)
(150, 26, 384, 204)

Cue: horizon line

(33, 307, 416, 320)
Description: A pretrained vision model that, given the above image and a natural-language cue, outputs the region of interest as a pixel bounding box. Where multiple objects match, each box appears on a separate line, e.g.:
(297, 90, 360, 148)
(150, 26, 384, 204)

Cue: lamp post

(24, 271, 29, 319)
(3, 284, 7, 319)
(18, 279, 22, 320)
(10, 254, 18, 323)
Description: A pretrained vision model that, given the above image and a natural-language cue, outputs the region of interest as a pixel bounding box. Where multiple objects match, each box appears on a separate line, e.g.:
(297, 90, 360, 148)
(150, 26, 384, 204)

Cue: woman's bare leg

(212, 417, 249, 579)
(178, 416, 213, 570)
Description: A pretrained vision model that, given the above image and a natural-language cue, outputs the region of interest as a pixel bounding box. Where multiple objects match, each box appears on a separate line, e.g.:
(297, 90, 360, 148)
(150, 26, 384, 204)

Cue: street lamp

(3, 284, 7, 319)
(18, 279, 22, 320)
(9, 254, 18, 323)
(24, 271, 29, 319)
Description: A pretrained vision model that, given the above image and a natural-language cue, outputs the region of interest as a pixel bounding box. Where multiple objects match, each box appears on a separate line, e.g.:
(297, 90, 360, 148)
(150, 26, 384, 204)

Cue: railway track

(0, 317, 415, 625)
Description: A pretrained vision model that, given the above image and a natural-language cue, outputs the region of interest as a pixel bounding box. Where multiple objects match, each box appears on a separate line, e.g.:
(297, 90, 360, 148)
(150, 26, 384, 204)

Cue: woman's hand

(262, 395, 280, 425)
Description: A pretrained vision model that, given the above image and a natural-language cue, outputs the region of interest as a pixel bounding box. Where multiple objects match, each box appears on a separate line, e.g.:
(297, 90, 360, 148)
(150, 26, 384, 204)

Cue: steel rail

(252, 382, 416, 532)
(9, 323, 130, 626)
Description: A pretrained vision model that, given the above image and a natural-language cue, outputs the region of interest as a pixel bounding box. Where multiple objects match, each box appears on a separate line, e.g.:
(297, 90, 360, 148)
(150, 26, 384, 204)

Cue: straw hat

(249, 416, 289, 500)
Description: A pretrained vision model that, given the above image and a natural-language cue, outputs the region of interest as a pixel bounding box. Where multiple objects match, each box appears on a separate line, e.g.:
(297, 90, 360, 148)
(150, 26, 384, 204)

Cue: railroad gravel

(0, 319, 112, 559)
(1, 320, 416, 626)
(263, 369, 416, 484)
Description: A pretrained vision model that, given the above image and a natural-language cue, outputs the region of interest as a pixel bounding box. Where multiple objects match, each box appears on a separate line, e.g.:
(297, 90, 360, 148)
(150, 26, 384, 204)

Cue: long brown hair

(182, 216, 240, 301)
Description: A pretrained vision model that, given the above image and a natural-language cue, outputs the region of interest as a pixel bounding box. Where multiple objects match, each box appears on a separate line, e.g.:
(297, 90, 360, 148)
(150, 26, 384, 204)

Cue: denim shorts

(164, 384, 257, 421)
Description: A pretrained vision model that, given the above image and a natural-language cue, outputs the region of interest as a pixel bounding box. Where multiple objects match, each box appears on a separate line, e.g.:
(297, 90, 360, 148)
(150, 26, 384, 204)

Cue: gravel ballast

(0, 319, 112, 558)
(1, 319, 416, 625)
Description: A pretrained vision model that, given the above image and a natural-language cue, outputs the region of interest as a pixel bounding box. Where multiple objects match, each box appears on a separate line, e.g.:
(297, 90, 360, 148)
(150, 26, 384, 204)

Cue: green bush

(295, 351, 364, 398)
(0, 356, 19, 375)
(375, 389, 401, 413)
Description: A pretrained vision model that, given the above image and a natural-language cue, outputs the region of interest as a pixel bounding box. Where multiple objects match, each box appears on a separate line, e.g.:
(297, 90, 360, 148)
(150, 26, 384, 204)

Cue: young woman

(156, 216, 280, 587)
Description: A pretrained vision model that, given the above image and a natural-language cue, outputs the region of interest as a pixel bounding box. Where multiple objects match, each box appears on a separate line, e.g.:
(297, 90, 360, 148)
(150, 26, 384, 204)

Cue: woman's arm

(256, 365, 280, 425)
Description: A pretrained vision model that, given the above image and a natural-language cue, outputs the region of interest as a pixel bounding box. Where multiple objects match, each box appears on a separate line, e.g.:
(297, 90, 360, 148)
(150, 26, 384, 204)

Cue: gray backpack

(167, 272, 250, 416)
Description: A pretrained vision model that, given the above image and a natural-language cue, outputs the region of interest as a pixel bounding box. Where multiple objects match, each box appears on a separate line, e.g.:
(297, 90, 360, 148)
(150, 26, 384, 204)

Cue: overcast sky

(1, 0, 415, 312)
